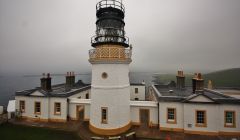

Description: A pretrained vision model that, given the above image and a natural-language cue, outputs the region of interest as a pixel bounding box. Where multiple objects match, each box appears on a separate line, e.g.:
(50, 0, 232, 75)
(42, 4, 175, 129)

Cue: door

(76, 105, 84, 121)
(140, 109, 150, 127)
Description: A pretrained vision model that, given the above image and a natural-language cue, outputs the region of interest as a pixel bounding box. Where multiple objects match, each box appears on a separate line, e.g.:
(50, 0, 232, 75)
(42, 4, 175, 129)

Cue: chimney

(40, 73, 47, 90)
(45, 73, 52, 91)
(208, 80, 213, 90)
(65, 71, 75, 87)
(192, 73, 204, 93)
(41, 73, 51, 91)
(66, 72, 70, 86)
(176, 71, 185, 89)
(72, 72, 75, 86)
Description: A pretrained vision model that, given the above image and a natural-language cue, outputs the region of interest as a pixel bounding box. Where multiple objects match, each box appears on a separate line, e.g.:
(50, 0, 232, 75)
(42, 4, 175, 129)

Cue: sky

(0, 0, 240, 75)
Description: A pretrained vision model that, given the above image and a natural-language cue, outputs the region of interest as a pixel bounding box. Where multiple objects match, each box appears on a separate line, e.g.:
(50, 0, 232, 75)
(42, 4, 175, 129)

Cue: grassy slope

(153, 68, 240, 87)
(0, 123, 80, 140)
(203, 68, 240, 87)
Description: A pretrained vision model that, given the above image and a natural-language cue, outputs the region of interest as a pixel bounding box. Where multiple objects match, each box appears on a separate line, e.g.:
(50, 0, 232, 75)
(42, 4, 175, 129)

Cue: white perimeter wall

(130, 101, 158, 125)
(69, 99, 91, 120)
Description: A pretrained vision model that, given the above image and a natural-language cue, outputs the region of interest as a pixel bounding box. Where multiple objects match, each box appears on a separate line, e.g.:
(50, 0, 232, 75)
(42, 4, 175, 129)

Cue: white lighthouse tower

(89, 0, 132, 135)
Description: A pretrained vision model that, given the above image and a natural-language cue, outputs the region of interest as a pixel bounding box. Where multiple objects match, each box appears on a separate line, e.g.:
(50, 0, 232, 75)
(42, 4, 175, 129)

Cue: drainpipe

(158, 101, 160, 129)
(67, 98, 69, 121)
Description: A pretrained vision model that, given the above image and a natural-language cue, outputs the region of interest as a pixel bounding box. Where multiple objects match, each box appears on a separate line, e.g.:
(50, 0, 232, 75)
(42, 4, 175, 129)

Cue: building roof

(15, 80, 91, 98)
(152, 85, 240, 105)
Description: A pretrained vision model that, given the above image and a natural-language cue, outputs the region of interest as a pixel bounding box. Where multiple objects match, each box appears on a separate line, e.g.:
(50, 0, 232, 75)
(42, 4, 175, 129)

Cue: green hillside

(203, 68, 240, 87)
(153, 68, 240, 88)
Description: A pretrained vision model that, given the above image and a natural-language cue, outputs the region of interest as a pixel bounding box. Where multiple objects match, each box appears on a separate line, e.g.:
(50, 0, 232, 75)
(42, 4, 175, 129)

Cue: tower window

(102, 72, 108, 79)
(86, 93, 89, 99)
(195, 110, 207, 127)
(167, 108, 176, 124)
(34, 102, 41, 115)
(135, 98, 139, 101)
(135, 88, 138, 93)
(101, 107, 108, 124)
(19, 100, 25, 113)
(54, 102, 61, 115)
(224, 111, 236, 128)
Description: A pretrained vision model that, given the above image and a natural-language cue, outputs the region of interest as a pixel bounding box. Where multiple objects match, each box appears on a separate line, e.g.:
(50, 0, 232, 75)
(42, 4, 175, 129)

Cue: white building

(14, 0, 240, 137)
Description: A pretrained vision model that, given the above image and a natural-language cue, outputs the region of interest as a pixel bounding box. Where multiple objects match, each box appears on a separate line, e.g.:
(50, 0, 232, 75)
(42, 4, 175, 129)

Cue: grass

(0, 123, 81, 140)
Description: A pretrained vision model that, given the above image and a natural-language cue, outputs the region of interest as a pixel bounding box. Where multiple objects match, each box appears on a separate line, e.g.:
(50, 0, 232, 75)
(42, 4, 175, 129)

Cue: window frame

(195, 110, 207, 127)
(54, 102, 61, 115)
(167, 108, 177, 124)
(34, 101, 41, 115)
(86, 93, 89, 99)
(135, 88, 138, 94)
(101, 107, 108, 124)
(224, 110, 236, 128)
(19, 100, 25, 113)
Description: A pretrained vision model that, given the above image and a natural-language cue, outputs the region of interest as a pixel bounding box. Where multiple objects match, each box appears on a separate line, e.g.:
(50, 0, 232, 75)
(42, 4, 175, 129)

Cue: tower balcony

(96, 0, 125, 14)
(89, 46, 132, 63)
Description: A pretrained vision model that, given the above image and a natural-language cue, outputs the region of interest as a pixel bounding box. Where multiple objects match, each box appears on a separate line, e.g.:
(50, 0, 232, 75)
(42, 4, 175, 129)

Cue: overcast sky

(0, 0, 240, 75)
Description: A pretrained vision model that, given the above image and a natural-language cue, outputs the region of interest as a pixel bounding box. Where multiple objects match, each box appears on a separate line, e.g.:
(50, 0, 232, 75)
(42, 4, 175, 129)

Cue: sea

(0, 72, 154, 108)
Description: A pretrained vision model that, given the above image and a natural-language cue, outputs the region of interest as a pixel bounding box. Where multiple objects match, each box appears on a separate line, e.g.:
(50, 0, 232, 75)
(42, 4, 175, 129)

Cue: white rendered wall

(130, 101, 158, 125)
(159, 102, 184, 129)
(15, 96, 68, 121)
(15, 96, 49, 120)
(219, 104, 240, 132)
(183, 103, 219, 133)
(68, 89, 91, 99)
(90, 64, 131, 129)
(130, 85, 145, 100)
(69, 99, 91, 120)
(49, 97, 67, 120)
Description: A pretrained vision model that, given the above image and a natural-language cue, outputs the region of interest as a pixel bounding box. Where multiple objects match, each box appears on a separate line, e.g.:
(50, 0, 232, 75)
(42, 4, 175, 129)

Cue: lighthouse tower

(89, 0, 132, 135)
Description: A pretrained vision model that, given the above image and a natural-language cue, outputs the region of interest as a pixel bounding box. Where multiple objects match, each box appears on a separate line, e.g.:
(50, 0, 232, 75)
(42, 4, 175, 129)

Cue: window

(19, 100, 25, 113)
(135, 88, 138, 93)
(34, 102, 41, 114)
(102, 72, 108, 79)
(101, 107, 108, 124)
(195, 110, 207, 127)
(86, 93, 89, 99)
(224, 111, 236, 128)
(54, 102, 61, 115)
(167, 108, 176, 123)
(135, 98, 139, 101)
(78, 96, 81, 99)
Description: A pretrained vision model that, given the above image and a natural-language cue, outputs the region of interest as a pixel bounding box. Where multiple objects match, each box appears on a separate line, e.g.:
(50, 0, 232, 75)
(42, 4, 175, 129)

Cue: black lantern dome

(91, 0, 129, 48)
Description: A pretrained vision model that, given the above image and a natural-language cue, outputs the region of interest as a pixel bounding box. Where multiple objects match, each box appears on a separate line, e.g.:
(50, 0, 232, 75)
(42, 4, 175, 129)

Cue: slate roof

(153, 85, 240, 105)
(130, 83, 145, 86)
(15, 80, 91, 98)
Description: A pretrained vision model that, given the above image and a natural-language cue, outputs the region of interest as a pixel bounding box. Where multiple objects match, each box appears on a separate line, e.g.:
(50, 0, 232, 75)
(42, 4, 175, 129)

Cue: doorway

(139, 109, 150, 127)
(76, 105, 84, 121)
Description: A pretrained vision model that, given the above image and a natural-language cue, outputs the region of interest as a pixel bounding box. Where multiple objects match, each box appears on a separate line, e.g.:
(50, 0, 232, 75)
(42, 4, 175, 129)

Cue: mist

(1, 0, 240, 75)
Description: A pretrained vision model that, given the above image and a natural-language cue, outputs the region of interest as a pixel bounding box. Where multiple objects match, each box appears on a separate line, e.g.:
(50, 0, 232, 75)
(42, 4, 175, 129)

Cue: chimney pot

(197, 73, 202, 79)
(47, 73, 50, 78)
